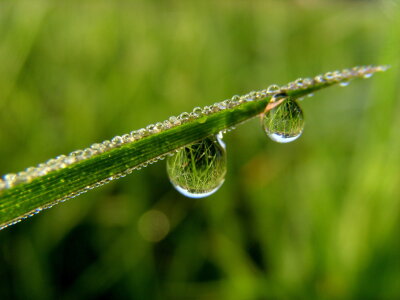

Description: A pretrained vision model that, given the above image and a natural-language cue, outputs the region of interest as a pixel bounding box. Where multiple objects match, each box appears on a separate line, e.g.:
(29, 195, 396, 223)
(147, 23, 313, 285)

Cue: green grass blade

(0, 65, 388, 229)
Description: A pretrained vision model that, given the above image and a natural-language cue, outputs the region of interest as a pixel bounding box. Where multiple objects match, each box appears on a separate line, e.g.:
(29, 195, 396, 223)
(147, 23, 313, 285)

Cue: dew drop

(145, 124, 156, 132)
(192, 107, 203, 117)
(179, 112, 190, 122)
(267, 84, 281, 94)
(295, 78, 305, 87)
(162, 120, 173, 129)
(324, 72, 334, 80)
(315, 75, 326, 83)
(231, 95, 240, 102)
(303, 78, 313, 87)
(166, 135, 227, 198)
(363, 73, 373, 79)
(332, 71, 343, 81)
(262, 95, 305, 143)
(341, 69, 352, 78)
(155, 122, 164, 132)
(111, 136, 123, 146)
(202, 106, 212, 115)
(168, 116, 181, 126)
(339, 81, 350, 87)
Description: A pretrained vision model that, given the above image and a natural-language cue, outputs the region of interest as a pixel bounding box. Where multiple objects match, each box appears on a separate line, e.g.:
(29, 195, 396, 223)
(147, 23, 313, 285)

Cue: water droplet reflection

(262, 95, 305, 143)
(166, 135, 227, 198)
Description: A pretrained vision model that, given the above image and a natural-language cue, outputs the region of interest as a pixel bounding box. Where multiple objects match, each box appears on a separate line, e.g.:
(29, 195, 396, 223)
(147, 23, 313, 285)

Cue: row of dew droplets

(0, 121, 180, 191)
(164, 65, 389, 198)
(163, 86, 280, 198)
(165, 84, 297, 199)
(164, 88, 276, 198)
(0, 86, 265, 195)
(0, 65, 385, 192)
(163, 74, 309, 198)
(263, 70, 349, 143)
(0, 66, 388, 229)
(261, 65, 389, 143)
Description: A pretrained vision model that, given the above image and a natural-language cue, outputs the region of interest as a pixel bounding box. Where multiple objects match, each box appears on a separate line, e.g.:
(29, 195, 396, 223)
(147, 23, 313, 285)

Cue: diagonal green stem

(0, 65, 388, 229)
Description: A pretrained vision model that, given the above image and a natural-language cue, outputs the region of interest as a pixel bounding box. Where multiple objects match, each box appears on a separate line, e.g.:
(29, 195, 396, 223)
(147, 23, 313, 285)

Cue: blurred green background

(0, 0, 399, 299)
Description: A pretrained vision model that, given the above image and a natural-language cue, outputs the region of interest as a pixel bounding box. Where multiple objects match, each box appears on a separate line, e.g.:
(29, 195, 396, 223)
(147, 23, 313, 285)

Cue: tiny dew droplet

(166, 135, 227, 198)
(363, 73, 373, 79)
(262, 95, 305, 143)
(339, 81, 350, 87)
(267, 84, 280, 94)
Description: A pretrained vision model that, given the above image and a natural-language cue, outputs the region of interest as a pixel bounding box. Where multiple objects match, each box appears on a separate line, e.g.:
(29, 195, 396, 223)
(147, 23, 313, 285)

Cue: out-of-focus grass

(0, 0, 399, 299)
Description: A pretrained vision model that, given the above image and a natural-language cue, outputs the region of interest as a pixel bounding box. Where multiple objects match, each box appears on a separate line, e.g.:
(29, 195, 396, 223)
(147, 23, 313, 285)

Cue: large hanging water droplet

(262, 95, 305, 143)
(166, 135, 227, 198)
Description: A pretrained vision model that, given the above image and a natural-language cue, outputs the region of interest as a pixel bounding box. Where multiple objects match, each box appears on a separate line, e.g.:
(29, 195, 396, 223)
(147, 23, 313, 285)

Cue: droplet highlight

(262, 95, 305, 143)
(166, 135, 227, 198)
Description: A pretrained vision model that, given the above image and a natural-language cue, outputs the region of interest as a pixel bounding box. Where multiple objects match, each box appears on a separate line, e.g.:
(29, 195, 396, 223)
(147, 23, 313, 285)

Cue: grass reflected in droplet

(166, 135, 227, 198)
(262, 95, 305, 143)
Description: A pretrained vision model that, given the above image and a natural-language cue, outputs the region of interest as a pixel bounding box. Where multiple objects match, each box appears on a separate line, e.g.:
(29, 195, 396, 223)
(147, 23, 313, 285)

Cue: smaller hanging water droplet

(339, 81, 350, 87)
(262, 95, 305, 143)
(166, 135, 227, 198)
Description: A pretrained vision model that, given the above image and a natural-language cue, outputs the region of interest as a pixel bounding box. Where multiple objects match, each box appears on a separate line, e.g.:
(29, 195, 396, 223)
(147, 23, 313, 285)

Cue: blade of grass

(0, 65, 388, 229)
